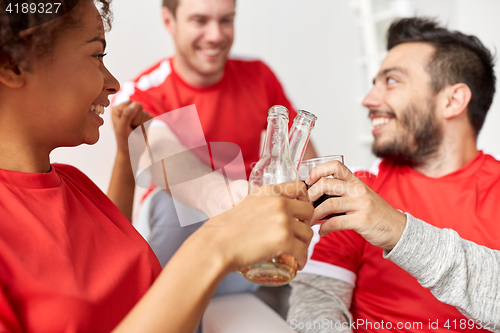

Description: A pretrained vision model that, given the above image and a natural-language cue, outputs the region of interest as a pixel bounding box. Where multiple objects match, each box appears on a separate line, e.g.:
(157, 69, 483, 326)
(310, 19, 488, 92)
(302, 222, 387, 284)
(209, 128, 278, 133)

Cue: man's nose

(362, 85, 383, 109)
(205, 21, 224, 43)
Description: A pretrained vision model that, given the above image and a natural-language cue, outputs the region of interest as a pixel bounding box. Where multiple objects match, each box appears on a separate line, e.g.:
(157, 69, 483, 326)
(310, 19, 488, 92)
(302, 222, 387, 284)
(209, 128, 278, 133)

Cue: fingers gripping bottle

(242, 105, 300, 286)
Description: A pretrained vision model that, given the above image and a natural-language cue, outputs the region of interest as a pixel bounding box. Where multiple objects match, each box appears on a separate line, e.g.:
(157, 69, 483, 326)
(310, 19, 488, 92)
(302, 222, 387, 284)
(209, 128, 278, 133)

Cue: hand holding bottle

(244, 105, 302, 286)
(202, 181, 314, 273)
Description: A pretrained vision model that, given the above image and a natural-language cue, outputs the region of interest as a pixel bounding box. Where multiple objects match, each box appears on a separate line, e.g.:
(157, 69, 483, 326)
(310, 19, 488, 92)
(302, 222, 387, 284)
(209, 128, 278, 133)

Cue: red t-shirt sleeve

(310, 229, 365, 274)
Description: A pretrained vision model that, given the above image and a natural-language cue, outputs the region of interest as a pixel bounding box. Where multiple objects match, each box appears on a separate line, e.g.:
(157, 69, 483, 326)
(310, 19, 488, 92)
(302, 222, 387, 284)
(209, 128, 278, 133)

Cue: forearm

(144, 125, 233, 216)
(148, 149, 220, 201)
(385, 214, 500, 331)
(288, 274, 353, 333)
(108, 151, 135, 221)
(114, 181, 314, 333)
(113, 226, 230, 333)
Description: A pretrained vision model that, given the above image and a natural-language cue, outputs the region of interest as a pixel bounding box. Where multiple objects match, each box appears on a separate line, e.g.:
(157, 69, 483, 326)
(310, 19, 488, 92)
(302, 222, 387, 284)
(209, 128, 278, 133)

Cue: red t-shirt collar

(0, 165, 61, 189)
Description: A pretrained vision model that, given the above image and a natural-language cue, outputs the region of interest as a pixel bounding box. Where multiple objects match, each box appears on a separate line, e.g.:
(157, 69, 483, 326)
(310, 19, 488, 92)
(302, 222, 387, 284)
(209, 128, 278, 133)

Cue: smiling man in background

(287, 17, 500, 333)
(111, 0, 316, 309)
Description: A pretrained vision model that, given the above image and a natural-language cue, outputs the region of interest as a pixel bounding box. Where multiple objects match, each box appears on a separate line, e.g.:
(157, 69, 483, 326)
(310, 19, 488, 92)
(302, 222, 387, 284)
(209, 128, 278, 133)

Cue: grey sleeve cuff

(383, 212, 444, 278)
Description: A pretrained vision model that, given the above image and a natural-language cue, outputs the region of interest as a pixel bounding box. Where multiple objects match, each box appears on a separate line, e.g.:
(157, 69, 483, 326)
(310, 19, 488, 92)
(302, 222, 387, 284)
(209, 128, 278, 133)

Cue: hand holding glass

(299, 155, 345, 221)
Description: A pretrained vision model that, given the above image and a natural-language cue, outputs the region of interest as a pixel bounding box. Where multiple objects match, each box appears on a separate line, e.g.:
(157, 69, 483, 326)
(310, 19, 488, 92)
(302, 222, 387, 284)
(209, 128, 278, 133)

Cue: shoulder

(131, 58, 172, 83)
(52, 164, 103, 194)
(112, 58, 172, 106)
(482, 151, 500, 165)
(52, 163, 87, 179)
(478, 151, 500, 179)
(351, 158, 383, 179)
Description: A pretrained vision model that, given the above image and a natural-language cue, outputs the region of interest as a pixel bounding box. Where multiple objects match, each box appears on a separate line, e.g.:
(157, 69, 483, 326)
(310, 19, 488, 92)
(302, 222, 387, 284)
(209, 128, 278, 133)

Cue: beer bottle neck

(289, 110, 317, 170)
(262, 113, 291, 159)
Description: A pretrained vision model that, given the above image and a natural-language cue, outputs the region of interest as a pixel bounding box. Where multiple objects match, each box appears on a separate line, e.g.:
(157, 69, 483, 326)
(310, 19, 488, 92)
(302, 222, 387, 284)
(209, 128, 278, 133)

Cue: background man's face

(170, 0, 235, 78)
(362, 42, 443, 165)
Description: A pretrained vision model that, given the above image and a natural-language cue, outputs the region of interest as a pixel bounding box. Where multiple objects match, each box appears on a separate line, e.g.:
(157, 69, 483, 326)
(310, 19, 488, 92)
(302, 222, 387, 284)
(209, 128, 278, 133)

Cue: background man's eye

(387, 77, 397, 84)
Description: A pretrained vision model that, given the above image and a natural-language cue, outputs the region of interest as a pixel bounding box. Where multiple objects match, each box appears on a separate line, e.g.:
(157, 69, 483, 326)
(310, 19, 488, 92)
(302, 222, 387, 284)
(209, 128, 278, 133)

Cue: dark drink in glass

(299, 155, 345, 221)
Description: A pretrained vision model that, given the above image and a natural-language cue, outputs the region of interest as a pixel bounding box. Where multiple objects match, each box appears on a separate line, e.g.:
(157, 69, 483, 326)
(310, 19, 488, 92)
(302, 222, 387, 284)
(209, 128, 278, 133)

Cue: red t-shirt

(112, 57, 296, 178)
(0, 164, 162, 333)
(304, 152, 500, 332)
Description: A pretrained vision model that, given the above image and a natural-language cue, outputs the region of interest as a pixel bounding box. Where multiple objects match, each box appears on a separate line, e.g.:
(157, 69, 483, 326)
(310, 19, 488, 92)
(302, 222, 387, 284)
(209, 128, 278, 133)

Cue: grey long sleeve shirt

(288, 214, 500, 333)
(385, 214, 500, 332)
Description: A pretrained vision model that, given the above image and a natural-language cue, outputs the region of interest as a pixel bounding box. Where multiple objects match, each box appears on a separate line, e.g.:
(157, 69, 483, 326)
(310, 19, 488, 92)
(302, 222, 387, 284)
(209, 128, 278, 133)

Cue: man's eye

(387, 77, 397, 85)
(93, 53, 107, 63)
(194, 18, 206, 24)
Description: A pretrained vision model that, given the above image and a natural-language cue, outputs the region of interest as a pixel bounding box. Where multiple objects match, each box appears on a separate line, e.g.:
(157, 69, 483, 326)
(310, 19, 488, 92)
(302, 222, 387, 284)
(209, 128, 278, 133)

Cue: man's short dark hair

(387, 17, 496, 135)
(162, 0, 180, 16)
(163, 0, 236, 17)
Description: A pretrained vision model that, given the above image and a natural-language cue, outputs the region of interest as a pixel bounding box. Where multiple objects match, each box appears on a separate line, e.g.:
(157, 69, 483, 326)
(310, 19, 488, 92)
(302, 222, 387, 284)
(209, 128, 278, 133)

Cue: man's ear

(441, 83, 472, 120)
(0, 61, 25, 88)
(162, 6, 176, 35)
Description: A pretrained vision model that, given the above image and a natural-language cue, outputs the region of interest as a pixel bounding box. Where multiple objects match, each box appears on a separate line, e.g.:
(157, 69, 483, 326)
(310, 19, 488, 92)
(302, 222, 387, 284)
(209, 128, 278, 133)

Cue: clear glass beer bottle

(289, 109, 317, 172)
(242, 105, 299, 286)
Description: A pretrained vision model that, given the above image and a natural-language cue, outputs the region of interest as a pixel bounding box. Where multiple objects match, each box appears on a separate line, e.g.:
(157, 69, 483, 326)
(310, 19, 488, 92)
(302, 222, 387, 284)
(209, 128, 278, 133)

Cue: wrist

(115, 148, 130, 161)
(186, 221, 233, 275)
(387, 211, 408, 250)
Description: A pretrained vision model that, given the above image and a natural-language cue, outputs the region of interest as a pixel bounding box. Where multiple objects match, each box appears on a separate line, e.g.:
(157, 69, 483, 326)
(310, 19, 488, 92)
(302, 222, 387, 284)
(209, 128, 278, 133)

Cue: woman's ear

(0, 61, 25, 88)
(442, 83, 472, 120)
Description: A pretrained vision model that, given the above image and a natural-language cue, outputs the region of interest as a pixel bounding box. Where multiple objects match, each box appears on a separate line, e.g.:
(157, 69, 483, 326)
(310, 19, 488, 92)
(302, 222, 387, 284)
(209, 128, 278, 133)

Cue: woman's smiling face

(23, 0, 119, 148)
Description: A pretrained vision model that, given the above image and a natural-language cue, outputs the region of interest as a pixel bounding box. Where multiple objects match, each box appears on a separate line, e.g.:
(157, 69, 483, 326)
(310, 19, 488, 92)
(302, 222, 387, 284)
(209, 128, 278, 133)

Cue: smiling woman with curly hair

(0, 1, 314, 332)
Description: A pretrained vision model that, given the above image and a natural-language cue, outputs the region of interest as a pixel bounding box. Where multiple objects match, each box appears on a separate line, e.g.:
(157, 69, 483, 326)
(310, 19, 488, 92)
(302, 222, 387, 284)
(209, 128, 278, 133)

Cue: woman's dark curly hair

(0, 0, 112, 71)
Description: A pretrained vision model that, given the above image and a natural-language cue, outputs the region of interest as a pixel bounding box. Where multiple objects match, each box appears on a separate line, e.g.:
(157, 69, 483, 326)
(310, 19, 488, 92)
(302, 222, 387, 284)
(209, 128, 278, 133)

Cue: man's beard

(372, 99, 443, 167)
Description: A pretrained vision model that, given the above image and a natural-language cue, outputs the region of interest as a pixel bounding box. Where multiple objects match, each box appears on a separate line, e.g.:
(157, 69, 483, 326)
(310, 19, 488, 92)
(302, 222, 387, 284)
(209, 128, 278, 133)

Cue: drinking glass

(299, 155, 344, 221)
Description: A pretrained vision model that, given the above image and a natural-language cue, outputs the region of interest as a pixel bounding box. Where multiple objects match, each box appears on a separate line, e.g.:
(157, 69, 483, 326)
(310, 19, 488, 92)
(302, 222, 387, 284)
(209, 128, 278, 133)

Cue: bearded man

(287, 17, 499, 333)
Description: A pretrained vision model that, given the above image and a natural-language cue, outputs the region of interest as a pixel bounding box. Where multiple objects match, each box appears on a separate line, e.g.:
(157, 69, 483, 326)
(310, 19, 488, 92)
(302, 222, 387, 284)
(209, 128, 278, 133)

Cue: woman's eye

(93, 53, 107, 63)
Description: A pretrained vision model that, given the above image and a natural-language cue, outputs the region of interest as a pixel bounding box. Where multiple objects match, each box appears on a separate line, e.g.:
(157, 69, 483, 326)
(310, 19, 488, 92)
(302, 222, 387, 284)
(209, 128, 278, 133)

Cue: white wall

(456, 0, 500, 157)
(50, 0, 500, 195)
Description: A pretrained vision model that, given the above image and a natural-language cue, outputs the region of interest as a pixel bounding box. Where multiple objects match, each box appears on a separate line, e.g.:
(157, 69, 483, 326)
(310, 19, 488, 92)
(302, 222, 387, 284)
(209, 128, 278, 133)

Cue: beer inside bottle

(243, 105, 299, 287)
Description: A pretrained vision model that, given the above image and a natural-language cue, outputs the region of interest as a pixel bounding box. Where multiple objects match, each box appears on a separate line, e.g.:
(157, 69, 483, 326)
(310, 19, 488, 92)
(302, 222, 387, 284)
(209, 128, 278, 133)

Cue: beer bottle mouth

(268, 105, 290, 119)
(297, 109, 318, 121)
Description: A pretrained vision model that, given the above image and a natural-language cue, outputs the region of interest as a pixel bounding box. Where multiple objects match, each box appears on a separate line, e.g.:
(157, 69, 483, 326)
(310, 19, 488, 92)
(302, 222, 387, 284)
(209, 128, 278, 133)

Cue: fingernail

(305, 175, 311, 184)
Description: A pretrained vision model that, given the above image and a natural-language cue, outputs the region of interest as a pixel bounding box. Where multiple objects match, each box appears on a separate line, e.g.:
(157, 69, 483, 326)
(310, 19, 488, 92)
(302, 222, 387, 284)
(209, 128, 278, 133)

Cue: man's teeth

(90, 105, 105, 116)
(202, 49, 219, 56)
(372, 117, 391, 128)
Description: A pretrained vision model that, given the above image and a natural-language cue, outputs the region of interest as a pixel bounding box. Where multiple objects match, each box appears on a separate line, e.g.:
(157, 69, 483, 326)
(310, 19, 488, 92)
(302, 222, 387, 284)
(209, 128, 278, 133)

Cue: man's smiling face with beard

(363, 42, 444, 166)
